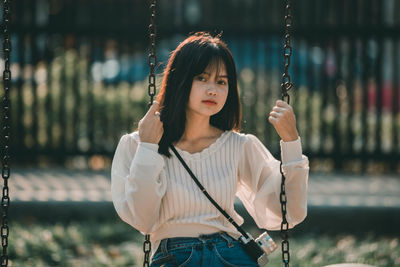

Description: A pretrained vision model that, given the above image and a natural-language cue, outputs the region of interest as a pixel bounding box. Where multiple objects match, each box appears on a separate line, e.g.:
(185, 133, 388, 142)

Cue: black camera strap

(170, 145, 250, 239)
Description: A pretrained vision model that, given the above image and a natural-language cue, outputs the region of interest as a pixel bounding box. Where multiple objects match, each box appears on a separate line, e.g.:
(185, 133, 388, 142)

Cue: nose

(207, 86, 217, 96)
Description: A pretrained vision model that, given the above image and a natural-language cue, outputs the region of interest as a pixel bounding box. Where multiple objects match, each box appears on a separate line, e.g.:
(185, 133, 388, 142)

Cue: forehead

(203, 58, 227, 76)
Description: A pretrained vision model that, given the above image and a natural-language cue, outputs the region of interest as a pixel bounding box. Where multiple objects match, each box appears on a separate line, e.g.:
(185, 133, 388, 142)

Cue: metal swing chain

(280, 1, 293, 267)
(147, 0, 157, 107)
(143, 1, 157, 267)
(281, 0, 293, 104)
(1, 1, 11, 267)
(143, 233, 151, 267)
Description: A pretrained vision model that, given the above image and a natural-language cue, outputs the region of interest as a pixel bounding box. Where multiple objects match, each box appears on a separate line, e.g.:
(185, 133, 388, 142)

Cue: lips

(202, 100, 217, 104)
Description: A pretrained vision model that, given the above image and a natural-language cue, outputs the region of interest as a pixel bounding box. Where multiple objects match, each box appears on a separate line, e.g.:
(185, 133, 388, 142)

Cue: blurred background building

(1, 0, 400, 173)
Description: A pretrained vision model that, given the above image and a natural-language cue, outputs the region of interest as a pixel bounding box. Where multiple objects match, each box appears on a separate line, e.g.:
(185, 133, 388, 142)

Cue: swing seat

(323, 264, 376, 267)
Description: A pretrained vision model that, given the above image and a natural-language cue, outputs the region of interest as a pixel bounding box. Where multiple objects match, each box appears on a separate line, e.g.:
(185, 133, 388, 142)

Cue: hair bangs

(192, 44, 227, 78)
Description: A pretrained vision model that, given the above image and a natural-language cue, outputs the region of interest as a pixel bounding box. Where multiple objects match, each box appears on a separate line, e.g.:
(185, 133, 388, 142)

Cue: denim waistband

(159, 232, 236, 254)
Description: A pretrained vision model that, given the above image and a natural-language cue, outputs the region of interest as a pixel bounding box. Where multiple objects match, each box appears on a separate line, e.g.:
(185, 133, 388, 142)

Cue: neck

(181, 112, 216, 142)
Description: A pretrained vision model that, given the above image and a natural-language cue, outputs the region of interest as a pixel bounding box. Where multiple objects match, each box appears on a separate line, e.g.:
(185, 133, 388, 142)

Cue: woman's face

(186, 62, 229, 118)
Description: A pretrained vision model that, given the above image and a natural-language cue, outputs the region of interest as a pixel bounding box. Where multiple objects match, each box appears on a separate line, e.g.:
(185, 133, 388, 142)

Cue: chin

(190, 106, 222, 117)
(204, 107, 222, 116)
(202, 112, 217, 117)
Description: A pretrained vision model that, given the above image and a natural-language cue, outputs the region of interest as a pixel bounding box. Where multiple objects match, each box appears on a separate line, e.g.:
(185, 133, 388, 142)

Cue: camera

(239, 232, 277, 266)
(255, 232, 278, 256)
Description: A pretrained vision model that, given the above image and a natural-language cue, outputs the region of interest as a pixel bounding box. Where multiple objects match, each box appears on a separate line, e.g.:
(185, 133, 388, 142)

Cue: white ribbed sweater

(111, 130, 309, 255)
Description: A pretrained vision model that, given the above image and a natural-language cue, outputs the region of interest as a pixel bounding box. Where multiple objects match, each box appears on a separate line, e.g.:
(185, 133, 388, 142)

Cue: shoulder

(230, 132, 271, 159)
(229, 131, 260, 146)
(226, 131, 266, 156)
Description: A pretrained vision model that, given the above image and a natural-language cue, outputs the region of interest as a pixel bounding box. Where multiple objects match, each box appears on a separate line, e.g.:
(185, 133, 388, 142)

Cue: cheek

(188, 86, 201, 106)
(215, 90, 228, 111)
(220, 88, 229, 103)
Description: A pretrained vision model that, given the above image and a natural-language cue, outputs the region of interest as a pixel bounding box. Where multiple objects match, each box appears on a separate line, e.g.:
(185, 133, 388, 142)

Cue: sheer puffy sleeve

(237, 134, 309, 230)
(111, 132, 167, 234)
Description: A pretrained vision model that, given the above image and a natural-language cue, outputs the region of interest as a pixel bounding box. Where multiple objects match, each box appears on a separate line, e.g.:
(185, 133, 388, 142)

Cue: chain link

(143, 234, 151, 267)
(147, 0, 157, 107)
(280, 1, 293, 266)
(1, 1, 11, 266)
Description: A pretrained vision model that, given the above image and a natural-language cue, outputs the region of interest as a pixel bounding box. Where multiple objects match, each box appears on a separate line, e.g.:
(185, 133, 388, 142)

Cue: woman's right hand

(138, 101, 164, 144)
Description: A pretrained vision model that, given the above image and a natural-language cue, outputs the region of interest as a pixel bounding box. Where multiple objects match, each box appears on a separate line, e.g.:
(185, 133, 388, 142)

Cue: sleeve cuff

(139, 141, 159, 152)
(280, 137, 303, 164)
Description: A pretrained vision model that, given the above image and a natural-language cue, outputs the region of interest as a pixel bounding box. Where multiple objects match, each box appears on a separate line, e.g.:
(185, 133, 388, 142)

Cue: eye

(197, 75, 206, 81)
(217, 80, 227, 85)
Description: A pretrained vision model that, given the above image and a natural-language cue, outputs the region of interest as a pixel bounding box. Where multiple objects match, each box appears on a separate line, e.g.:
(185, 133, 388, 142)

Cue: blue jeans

(149, 232, 259, 267)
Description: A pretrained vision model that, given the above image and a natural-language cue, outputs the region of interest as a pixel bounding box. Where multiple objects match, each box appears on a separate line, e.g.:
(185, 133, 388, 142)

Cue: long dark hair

(157, 32, 242, 157)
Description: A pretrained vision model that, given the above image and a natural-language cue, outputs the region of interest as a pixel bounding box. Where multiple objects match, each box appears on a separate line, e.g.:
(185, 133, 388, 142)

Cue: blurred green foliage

(8, 219, 399, 267)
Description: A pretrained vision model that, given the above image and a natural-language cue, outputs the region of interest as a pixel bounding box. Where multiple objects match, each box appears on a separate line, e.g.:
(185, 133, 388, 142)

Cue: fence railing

(1, 0, 400, 173)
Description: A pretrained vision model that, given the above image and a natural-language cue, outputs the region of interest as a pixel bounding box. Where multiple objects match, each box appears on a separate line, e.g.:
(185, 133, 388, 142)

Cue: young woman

(111, 32, 309, 266)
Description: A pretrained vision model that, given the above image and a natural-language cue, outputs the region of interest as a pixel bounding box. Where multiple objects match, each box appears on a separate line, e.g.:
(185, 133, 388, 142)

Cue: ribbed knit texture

(111, 130, 309, 255)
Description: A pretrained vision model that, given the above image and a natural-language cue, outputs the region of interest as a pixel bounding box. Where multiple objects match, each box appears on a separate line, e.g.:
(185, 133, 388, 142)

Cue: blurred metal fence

(1, 0, 400, 172)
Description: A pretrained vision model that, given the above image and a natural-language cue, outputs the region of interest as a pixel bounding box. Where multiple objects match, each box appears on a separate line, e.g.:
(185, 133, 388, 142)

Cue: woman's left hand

(268, 100, 299, 142)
